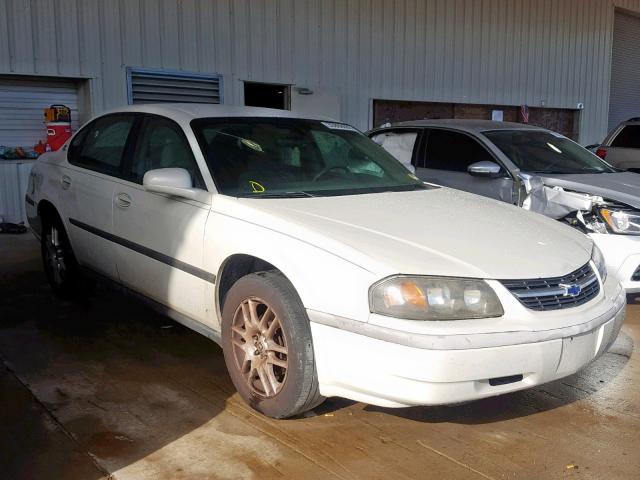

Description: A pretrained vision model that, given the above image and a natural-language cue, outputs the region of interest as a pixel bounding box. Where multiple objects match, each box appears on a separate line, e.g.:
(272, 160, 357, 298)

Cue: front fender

(28, 160, 67, 238)
(204, 210, 378, 323)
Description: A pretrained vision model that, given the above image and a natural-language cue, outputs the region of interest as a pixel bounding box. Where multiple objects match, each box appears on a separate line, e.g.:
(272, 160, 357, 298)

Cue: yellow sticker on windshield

(249, 181, 265, 193)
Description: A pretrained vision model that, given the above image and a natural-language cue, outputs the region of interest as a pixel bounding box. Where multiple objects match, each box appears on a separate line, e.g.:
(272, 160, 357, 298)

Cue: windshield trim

(235, 183, 435, 199)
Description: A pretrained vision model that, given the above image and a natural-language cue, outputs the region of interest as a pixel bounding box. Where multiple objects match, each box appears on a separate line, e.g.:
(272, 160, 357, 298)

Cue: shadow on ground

(0, 238, 231, 479)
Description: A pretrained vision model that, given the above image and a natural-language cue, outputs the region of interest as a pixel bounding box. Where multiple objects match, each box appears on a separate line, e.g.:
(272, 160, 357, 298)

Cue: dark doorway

(244, 82, 290, 110)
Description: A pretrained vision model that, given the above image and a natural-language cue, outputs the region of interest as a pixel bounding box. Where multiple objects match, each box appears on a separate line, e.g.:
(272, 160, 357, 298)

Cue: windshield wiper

(240, 191, 316, 198)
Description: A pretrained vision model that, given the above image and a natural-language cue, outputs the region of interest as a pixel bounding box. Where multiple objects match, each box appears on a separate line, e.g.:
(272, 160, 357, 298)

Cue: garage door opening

(0, 75, 86, 225)
(0, 75, 84, 148)
(244, 82, 290, 110)
(372, 100, 580, 140)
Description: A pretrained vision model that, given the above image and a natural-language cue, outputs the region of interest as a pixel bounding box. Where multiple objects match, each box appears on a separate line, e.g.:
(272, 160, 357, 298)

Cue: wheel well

(37, 200, 61, 227)
(217, 255, 278, 311)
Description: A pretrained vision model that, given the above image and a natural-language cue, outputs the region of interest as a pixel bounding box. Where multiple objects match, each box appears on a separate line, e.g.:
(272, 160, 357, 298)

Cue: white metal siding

(1, 0, 640, 145)
(608, 10, 640, 130)
(0, 76, 80, 146)
(0, 160, 34, 224)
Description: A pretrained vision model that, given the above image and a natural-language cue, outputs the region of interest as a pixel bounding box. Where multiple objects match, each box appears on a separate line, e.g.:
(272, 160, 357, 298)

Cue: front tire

(221, 271, 324, 418)
(41, 216, 81, 298)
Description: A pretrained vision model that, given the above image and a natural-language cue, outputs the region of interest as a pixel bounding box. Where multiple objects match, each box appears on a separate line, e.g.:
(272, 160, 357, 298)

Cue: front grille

(500, 263, 600, 311)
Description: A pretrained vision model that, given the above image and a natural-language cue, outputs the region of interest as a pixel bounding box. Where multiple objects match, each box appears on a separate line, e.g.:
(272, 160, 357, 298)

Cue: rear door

(415, 128, 515, 203)
(603, 124, 640, 171)
(112, 114, 213, 325)
(62, 114, 137, 279)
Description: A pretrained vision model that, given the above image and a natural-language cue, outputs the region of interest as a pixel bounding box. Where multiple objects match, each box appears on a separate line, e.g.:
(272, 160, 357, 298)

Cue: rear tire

(221, 271, 324, 418)
(41, 215, 82, 299)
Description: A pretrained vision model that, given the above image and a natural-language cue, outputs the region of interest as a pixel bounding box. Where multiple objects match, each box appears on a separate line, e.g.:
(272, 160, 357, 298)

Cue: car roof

(101, 103, 336, 124)
(370, 118, 545, 134)
(620, 118, 640, 125)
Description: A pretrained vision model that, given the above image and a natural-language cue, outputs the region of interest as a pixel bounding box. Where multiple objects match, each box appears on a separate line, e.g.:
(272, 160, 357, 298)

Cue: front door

(415, 128, 515, 204)
(112, 114, 214, 325)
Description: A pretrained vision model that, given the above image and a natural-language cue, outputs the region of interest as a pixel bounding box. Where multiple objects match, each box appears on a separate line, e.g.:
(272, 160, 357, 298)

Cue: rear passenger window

(370, 131, 418, 172)
(611, 126, 640, 148)
(70, 115, 135, 176)
(424, 129, 494, 172)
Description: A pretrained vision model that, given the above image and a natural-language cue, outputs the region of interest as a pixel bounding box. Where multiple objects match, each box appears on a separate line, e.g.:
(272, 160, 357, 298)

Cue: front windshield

(483, 129, 616, 175)
(191, 118, 427, 197)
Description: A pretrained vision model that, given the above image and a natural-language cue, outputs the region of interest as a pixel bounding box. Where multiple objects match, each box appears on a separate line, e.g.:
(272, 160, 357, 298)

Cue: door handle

(61, 175, 71, 190)
(115, 193, 132, 208)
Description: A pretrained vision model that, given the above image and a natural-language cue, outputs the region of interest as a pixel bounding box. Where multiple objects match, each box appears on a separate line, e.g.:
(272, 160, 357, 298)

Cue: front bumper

(590, 233, 640, 293)
(308, 276, 626, 408)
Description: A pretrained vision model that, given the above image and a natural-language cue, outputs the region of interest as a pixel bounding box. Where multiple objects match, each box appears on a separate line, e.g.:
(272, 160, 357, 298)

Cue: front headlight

(591, 244, 607, 282)
(370, 276, 504, 321)
(600, 208, 640, 235)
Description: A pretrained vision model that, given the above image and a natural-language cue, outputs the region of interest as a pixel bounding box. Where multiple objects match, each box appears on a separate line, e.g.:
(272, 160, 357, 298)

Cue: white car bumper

(308, 277, 626, 408)
(590, 233, 640, 293)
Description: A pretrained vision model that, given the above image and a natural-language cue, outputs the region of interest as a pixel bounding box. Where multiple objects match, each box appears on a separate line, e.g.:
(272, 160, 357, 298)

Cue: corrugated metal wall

(0, 160, 34, 224)
(0, 0, 639, 144)
(608, 10, 640, 130)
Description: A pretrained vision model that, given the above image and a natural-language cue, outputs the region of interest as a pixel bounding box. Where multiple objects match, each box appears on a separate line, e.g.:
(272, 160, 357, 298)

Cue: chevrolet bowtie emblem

(559, 283, 582, 297)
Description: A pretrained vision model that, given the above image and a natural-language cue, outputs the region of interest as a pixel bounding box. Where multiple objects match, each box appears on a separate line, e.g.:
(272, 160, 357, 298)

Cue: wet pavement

(1, 233, 639, 480)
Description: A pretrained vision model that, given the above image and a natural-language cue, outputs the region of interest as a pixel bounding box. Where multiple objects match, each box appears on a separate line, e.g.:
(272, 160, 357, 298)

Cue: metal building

(0, 0, 639, 158)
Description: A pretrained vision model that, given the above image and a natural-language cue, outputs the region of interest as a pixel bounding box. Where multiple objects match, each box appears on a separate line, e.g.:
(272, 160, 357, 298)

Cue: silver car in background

(592, 118, 640, 171)
(367, 119, 640, 293)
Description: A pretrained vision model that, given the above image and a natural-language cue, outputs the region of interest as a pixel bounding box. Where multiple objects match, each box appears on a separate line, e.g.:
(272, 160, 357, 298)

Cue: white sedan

(25, 104, 626, 418)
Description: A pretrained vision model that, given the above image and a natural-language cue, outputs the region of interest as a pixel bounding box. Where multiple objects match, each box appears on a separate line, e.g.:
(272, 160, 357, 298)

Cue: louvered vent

(128, 68, 222, 105)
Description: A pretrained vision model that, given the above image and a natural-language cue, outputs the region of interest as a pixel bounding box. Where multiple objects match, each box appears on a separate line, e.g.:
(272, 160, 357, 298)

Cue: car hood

(534, 172, 640, 209)
(222, 188, 592, 279)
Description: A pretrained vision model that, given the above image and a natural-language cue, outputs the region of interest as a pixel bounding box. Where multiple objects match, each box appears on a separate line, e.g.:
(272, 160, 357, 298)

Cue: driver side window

(424, 129, 494, 172)
(127, 116, 204, 188)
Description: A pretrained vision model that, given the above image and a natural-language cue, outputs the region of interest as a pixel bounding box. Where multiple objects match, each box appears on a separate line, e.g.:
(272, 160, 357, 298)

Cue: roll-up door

(127, 68, 223, 105)
(0, 76, 80, 147)
(608, 11, 640, 131)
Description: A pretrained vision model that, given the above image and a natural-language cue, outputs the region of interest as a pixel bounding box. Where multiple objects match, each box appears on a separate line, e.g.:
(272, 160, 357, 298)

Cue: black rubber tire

(221, 271, 324, 418)
(41, 214, 82, 299)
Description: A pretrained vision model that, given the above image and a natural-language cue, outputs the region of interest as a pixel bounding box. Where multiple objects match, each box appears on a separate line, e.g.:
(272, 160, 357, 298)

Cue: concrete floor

(1, 234, 639, 480)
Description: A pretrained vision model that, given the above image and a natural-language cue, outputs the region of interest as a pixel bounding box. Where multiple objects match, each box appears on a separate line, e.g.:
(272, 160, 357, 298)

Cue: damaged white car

(369, 120, 640, 293)
(26, 105, 625, 418)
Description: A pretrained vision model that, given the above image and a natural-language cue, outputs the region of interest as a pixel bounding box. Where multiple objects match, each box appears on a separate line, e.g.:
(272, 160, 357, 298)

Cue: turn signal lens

(383, 281, 427, 309)
(599, 208, 640, 235)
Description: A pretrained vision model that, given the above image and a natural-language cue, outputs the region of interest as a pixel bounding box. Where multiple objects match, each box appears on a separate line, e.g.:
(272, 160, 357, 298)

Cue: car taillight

(596, 147, 607, 159)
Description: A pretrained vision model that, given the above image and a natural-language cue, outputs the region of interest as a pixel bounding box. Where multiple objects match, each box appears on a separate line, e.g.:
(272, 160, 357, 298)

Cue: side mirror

(143, 168, 199, 200)
(467, 161, 503, 178)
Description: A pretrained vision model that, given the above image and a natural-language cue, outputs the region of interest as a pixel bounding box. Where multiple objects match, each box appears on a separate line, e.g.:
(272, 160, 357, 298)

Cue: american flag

(520, 105, 530, 123)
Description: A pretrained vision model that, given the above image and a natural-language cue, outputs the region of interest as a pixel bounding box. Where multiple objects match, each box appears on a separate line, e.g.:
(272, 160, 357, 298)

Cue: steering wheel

(312, 166, 350, 182)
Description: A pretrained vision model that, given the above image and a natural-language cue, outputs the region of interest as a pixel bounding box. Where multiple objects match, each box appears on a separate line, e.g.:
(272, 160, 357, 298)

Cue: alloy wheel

(230, 297, 288, 397)
(44, 226, 67, 286)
